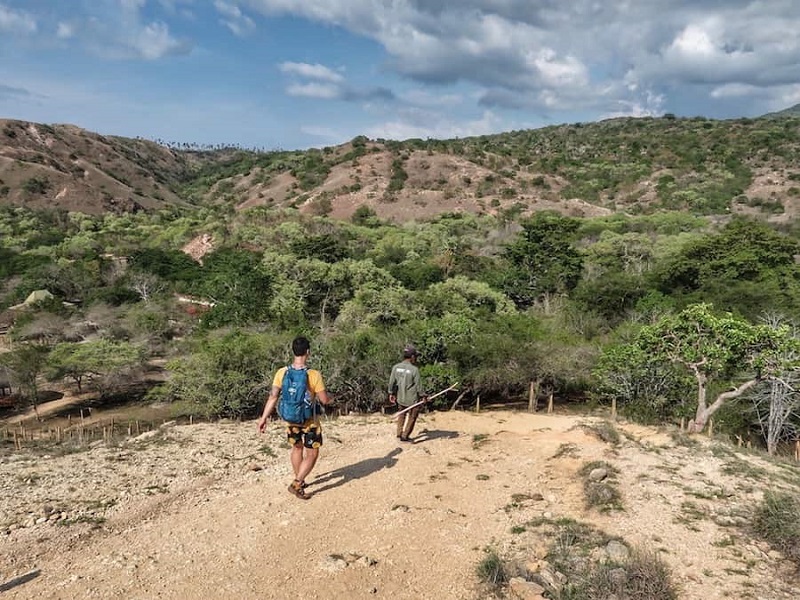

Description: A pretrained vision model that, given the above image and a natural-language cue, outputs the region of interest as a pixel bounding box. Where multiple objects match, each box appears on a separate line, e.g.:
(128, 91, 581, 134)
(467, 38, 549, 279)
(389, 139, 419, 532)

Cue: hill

(179, 116, 800, 223)
(761, 103, 800, 119)
(0, 120, 191, 215)
(4, 115, 800, 222)
(1, 408, 798, 599)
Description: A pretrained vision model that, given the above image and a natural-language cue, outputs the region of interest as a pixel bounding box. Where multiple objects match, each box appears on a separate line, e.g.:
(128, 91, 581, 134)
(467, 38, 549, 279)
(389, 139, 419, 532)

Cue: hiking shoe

(288, 481, 310, 500)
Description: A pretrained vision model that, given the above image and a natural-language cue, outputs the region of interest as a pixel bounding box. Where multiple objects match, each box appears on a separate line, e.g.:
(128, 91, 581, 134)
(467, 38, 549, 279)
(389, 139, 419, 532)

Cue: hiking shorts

(286, 420, 323, 449)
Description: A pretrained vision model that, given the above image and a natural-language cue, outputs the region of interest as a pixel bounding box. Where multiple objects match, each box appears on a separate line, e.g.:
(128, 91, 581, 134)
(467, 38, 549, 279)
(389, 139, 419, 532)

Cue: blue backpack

(278, 366, 315, 423)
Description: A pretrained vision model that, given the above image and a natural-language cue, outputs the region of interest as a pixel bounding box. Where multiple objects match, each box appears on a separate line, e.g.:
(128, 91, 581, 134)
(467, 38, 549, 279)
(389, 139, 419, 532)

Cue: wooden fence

(0, 416, 191, 451)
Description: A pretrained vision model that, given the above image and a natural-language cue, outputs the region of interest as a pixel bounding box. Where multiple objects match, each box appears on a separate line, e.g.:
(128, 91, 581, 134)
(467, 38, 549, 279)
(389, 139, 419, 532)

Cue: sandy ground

(1, 409, 799, 600)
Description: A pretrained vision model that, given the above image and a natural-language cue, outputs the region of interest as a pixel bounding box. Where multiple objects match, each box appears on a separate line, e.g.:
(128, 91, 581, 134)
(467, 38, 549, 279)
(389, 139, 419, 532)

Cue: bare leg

(295, 448, 320, 483)
(290, 444, 304, 480)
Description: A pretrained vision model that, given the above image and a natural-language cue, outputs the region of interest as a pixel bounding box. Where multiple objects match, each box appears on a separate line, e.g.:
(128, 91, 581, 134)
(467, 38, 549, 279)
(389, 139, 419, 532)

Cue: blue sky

(2, 1, 800, 150)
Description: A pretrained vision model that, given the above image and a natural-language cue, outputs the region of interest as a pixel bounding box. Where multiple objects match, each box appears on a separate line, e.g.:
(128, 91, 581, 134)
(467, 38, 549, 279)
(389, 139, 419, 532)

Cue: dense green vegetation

(2, 199, 800, 453)
(4, 114, 800, 454)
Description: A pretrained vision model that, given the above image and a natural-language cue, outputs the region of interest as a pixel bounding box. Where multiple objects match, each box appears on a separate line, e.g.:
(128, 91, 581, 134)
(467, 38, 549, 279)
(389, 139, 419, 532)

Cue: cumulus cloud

(240, 0, 800, 115)
(0, 3, 37, 34)
(56, 22, 76, 39)
(214, 0, 256, 36)
(710, 83, 760, 99)
(365, 108, 503, 141)
(286, 82, 341, 99)
(279, 60, 394, 103)
(279, 62, 344, 83)
(129, 21, 191, 60)
(36, 0, 193, 60)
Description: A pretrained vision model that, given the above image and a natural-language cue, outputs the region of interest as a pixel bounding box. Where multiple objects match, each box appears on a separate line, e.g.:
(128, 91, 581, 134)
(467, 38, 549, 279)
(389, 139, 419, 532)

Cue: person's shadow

(407, 429, 459, 444)
(308, 448, 402, 495)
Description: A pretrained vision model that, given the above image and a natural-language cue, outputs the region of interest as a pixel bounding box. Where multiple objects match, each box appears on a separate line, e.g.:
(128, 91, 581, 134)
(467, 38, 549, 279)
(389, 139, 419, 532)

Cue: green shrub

(23, 176, 50, 195)
(476, 547, 508, 589)
(572, 548, 679, 600)
(753, 491, 800, 564)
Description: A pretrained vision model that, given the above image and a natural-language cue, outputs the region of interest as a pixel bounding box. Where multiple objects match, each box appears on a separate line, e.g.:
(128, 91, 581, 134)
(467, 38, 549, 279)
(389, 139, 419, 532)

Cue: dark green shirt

(388, 360, 421, 407)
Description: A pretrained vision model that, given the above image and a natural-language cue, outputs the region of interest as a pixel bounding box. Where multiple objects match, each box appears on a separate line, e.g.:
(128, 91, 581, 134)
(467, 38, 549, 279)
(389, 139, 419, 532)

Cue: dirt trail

(1, 410, 798, 599)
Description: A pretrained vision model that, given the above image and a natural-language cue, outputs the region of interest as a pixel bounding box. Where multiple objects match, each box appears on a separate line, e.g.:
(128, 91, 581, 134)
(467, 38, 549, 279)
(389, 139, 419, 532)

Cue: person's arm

(257, 385, 280, 433)
(388, 367, 398, 404)
(317, 389, 331, 405)
(415, 368, 428, 402)
(311, 371, 332, 405)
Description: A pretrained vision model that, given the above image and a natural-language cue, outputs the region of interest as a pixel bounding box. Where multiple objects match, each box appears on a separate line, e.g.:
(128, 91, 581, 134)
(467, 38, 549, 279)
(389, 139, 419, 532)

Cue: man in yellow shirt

(257, 336, 331, 500)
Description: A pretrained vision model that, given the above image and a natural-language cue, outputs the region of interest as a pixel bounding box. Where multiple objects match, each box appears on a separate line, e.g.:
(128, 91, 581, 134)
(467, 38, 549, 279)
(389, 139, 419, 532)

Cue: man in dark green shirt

(388, 345, 425, 442)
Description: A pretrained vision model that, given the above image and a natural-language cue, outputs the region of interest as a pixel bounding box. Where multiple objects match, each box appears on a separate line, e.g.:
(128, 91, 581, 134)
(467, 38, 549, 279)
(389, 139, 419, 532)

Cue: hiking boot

(288, 480, 310, 500)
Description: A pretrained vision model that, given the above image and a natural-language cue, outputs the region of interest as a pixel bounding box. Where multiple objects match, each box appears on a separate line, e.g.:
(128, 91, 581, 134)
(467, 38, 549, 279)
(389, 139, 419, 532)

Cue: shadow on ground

(309, 448, 403, 494)
(408, 429, 459, 444)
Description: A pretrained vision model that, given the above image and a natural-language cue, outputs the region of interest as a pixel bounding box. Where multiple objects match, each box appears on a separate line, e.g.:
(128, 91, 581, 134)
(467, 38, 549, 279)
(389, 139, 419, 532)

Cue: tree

(749, 315, 800, 455)
(47, 340, 145, 398)
(154, 331, 288, 418)
(634, 304, 798, 433)
(653, 218, 800, 318)
(129, 273, 164, 304)
(501, 212, 583, 309)
(196, 249, 272, 327)
(750, 373, 800, 455)
(594, 343, 693, 423)
(0, 344, 49, 418)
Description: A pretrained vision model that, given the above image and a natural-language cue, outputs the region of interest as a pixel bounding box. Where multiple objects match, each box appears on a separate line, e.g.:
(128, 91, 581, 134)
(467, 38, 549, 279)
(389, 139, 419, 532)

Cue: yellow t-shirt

(272, 367, 326, 397)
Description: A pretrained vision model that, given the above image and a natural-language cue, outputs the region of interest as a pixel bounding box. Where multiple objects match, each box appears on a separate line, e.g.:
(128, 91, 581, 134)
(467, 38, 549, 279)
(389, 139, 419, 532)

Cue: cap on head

(402, 344, 418, 359)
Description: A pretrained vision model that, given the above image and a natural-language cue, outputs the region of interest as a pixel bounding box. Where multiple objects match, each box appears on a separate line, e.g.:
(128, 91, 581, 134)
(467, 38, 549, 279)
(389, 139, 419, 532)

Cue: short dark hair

(292, 336, 311, 357)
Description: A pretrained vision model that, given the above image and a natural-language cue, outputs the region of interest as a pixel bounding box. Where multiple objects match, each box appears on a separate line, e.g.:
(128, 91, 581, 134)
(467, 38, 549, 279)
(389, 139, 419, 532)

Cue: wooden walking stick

(394, 383, 459, 417)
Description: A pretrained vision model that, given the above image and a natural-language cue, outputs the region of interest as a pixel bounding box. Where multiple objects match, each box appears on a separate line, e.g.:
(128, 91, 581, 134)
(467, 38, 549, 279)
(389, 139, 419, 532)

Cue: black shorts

(286, 420, 323, 449)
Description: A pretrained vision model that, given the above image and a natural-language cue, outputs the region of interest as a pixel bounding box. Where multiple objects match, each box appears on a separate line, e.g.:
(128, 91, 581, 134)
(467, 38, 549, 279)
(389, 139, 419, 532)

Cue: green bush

(23, 176, 51, 194)
(753, 491, 800, 564)
(572, 548, 679, 600)
(476, 547, 508, 589)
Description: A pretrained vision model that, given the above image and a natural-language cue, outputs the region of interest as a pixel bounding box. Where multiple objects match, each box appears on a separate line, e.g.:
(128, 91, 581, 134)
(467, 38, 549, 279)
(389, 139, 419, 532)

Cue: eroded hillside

(3, 115, 800, 223)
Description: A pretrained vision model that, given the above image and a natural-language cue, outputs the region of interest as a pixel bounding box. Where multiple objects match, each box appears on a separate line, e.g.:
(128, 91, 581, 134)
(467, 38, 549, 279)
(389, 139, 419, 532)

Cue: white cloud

(242, 1, 800, 116)
(531, 49, 589, 89)
(214, 0, 256, 36)
(131, 21, 187, 60)
(56, 22, 76, 39)
(366, 109, 503, 141)
(602, 90, 666, 119)
(710, 83, 759, 99)
(279, 62, 344, 83)
(286, 82, 341, 99)
(0, 3, 37, 34)
(158, 0, 196, 19)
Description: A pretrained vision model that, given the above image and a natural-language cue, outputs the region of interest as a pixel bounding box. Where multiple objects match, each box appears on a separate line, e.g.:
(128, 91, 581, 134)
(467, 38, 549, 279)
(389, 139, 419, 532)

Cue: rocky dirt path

(1, 410, 799, 599)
